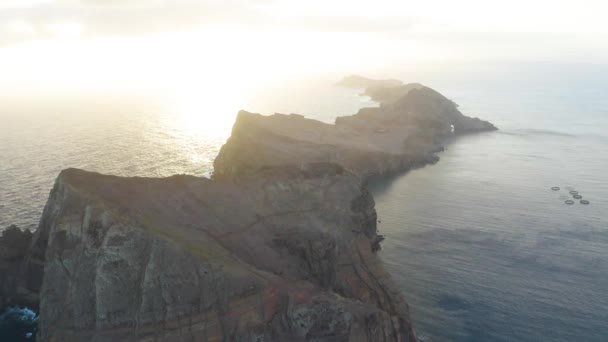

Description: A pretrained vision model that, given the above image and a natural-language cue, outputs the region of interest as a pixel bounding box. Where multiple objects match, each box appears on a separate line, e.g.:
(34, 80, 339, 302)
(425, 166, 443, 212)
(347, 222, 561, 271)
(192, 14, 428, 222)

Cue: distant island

(335, 75, 426, 104)
(1, 76, 496, 341)
(335, 75, 404, 89)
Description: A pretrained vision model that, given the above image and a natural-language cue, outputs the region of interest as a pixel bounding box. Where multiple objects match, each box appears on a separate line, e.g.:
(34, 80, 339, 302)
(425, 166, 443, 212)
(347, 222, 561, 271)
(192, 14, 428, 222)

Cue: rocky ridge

(214, 83, 496, 181)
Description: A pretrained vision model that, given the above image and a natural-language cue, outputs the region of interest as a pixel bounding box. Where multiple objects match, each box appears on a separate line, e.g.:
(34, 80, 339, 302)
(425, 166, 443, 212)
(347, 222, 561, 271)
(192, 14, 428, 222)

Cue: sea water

(370, 63, 608, 341)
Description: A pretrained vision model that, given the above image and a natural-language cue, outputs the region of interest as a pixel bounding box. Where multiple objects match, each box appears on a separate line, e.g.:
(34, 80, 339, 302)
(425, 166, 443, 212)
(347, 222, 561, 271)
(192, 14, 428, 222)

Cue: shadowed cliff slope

(0, 226, 34, 311)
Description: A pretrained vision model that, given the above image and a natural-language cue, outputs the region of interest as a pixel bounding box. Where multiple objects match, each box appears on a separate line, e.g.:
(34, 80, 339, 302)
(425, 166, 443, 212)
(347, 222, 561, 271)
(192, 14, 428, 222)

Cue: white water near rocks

(1, 63, 607, 341)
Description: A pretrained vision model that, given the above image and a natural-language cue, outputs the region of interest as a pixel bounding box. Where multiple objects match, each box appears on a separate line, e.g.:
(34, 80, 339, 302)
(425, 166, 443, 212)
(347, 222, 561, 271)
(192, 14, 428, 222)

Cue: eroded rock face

(214, 86, 495, 181)
(33, 166, 417, 341)
(0, 225, 34, 311)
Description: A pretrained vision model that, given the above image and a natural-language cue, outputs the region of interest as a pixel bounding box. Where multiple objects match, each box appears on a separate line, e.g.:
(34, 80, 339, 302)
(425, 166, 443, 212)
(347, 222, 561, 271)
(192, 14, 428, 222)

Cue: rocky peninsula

(215, 82, 496, 181)
(1, 77, 496, 341)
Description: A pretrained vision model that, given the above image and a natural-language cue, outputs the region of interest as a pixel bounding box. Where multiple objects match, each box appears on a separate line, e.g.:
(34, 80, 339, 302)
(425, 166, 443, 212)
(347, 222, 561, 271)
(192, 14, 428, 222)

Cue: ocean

(1, 63, 607, 341)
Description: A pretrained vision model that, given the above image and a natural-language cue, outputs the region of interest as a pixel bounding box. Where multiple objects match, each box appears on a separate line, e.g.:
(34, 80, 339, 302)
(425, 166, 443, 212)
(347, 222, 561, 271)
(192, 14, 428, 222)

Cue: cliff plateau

(29, 165, 417, 341)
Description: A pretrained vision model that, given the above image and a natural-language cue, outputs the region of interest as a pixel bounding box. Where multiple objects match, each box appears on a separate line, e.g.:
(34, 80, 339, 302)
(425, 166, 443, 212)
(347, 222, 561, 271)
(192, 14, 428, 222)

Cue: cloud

(1, 0, 607, 47)
(0, 0, 53, 10)
(0, 0, 285, 45)
(75, 0, 166, 8)
(0, 0, 403, 46)
(5, 19, 37, 35)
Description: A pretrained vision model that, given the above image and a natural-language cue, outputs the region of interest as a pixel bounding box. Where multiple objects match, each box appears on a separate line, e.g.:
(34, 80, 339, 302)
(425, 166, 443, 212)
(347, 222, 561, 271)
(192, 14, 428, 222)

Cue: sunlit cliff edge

(214, 81, 496, 180)
(0, 77, 496, 341)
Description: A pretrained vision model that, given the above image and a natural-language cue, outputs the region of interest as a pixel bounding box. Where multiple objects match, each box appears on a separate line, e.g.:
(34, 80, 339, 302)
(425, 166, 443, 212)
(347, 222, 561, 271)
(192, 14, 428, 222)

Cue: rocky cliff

(30, 166, 417, 341)
(0, 226, 35, 311)
(362, 83, 424, 105)
(214, 85, 495, 180)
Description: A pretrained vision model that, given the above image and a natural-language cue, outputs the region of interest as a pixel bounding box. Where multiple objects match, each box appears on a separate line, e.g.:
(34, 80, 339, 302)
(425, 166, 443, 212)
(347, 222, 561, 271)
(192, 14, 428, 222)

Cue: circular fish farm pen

(573, 194, 582, 199)
(551, 186, 560, 191)
(564, 200, 575, 205)
(580, 200, 590, 205)
(569, 190, 579, 195)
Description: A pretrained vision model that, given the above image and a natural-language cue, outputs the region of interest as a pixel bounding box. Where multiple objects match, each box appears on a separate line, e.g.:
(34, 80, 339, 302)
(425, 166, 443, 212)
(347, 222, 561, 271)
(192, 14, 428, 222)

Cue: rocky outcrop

(213, 111, 440, 181)
(362, 83, 424, 104)
(336, 75, 403, 89)
(0, 225, 35, 312)
(337, 86, 497, 136)
(31, 166, 417, 341)
(214, 84, 495, 181)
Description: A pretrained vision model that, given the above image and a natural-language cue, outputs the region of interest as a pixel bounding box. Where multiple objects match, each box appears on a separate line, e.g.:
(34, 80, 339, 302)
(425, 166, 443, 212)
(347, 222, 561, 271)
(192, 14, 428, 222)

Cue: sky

(1, 0, 607, 94)
(3, 0, 608, 40)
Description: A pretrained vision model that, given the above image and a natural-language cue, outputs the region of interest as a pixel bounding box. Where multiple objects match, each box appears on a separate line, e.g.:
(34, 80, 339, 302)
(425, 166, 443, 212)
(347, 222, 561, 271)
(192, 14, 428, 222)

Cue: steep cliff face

(0, 225, 34, 311)
(213, 111, 439, 181)
(33, 166, 417, 341)
(214, 86, 495, 181)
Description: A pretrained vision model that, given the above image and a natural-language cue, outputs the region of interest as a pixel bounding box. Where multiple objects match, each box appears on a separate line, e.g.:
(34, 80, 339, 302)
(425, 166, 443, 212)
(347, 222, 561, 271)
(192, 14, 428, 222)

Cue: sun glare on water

(0, 27, 384, 135)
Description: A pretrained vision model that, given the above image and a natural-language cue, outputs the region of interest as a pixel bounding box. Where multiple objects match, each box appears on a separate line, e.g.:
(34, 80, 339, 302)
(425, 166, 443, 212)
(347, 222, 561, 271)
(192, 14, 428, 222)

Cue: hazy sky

(1, 0, 607, 93)
(2, 0, 608, 41)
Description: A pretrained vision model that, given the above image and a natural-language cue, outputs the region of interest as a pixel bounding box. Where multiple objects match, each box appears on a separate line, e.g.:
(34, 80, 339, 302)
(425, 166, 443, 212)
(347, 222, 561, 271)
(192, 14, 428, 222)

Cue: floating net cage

(551, 187, 589, 205)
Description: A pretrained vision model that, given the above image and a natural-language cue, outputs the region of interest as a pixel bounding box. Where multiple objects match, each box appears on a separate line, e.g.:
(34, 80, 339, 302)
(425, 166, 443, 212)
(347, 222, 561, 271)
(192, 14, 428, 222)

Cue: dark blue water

(370, 64, 608, 341)
(0, 307, 37, 341)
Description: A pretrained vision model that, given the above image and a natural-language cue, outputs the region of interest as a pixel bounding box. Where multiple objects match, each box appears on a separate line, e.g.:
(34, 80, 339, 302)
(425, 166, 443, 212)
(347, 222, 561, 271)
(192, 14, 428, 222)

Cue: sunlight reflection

(167, 84, 244, 138)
